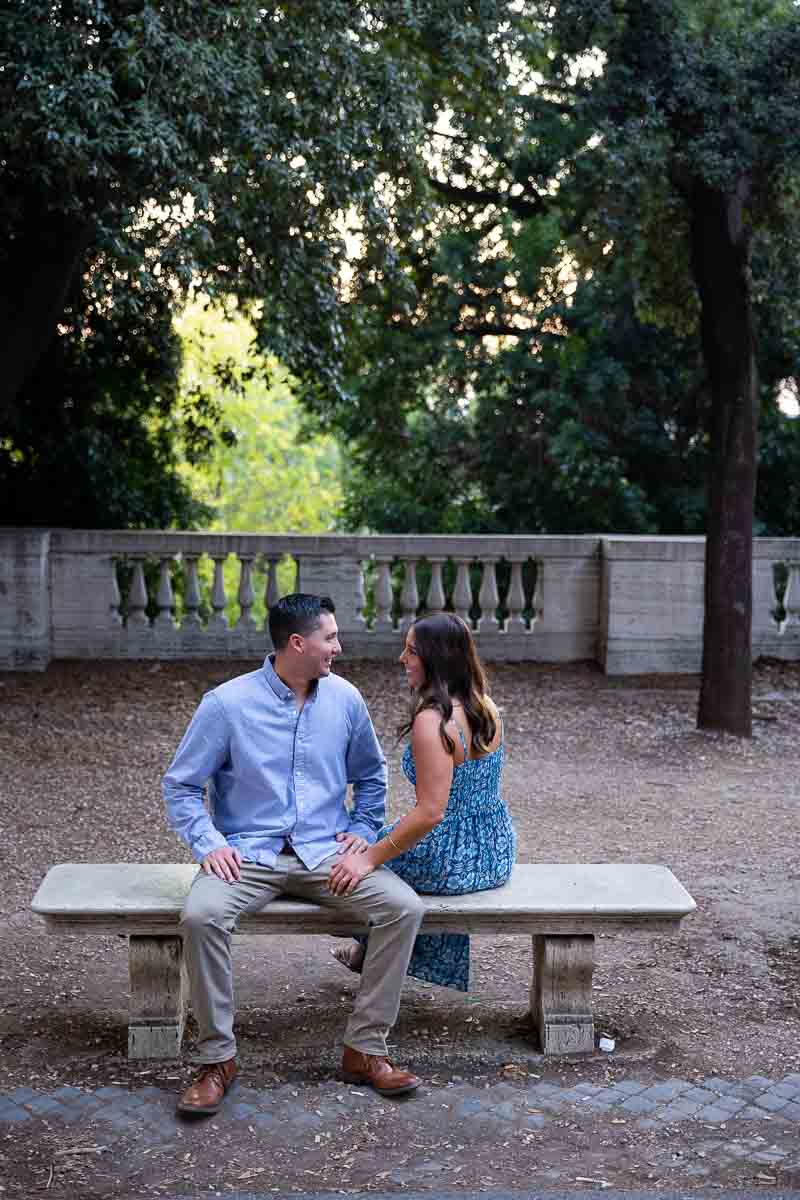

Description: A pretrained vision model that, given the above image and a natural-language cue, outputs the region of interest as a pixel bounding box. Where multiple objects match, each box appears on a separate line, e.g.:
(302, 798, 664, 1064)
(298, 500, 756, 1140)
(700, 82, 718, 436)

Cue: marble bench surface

(31, 863, 696, 936)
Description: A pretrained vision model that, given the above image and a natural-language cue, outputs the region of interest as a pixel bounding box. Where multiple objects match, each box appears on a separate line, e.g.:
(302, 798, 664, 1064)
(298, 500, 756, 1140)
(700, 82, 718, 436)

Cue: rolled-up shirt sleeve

(345, 701, 387, 843)
(163, 692, 231, 862)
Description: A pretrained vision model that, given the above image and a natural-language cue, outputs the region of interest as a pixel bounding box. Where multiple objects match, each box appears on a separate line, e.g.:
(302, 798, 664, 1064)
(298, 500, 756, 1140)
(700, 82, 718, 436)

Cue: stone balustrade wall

(1, 528, 799, 673)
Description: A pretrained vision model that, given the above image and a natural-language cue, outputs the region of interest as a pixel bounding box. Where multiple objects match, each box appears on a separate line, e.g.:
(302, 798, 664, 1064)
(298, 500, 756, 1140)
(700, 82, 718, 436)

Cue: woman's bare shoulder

(411, 707, 453, 767)
(411, 707, 442, 738)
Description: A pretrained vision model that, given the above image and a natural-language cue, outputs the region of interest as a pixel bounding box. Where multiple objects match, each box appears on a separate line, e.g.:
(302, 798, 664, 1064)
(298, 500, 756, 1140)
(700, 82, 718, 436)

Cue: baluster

(236, 555, 256, 630)
(374, 558, 394, 630)
(182, 556, 202, 627)
(783, 561, 800, 631)
(109, 559, 122, 626)
(399, 559, 419, 632)
(477, 558, 501, 633)
(506, 558, 528, 633)
(531, 559, 543, 628)
(209, 556, 228, 630)
(353, 560, 367, 628)
(265, 557, 281, 611)
(154, 558, 176, 629)
(127, 559, 149, 627)
(425, 558, 446, 615)
(453, 559, 473, 624)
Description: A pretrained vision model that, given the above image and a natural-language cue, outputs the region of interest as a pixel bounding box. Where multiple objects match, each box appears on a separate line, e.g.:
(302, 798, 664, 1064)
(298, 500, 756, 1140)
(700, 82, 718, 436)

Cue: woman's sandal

(329, 942, 366, 974)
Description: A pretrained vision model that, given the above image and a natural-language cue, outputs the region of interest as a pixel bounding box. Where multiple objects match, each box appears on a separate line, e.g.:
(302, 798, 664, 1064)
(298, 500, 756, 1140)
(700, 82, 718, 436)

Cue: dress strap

(454, 721, 469, 758)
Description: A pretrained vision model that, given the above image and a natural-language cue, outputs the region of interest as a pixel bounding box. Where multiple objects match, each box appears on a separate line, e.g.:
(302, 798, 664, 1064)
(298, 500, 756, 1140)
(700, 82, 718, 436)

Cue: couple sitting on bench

(164, 592, 516, 1116)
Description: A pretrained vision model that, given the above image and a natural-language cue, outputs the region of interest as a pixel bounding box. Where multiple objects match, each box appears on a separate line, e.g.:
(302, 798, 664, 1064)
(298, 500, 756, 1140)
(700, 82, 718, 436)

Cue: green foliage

(754, 400, 800, 536)
(0, 281, 212, 528)
(175, 300, 342, 535)
(5, 0, 800, 545)
(339, 407, 486, 533)
(1, 0, 522, 528)
(169, 299, 344, 623)
(550, 0, 800, 245)
(303, 0, 800, 542)
(1, 0, 518, 399)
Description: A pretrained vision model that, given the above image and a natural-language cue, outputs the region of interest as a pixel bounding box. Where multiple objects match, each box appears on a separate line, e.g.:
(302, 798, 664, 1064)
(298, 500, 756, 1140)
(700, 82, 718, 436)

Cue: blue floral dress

(379, 724, 516, 991)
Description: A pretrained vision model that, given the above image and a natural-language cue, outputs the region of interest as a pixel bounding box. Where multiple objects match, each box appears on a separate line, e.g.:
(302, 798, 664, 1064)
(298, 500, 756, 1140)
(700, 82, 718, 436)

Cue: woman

(328, 612, 516, 990)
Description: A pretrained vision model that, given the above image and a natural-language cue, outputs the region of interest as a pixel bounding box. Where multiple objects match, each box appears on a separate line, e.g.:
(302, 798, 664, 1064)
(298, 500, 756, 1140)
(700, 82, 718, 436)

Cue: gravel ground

(0, 655, 799, 1193)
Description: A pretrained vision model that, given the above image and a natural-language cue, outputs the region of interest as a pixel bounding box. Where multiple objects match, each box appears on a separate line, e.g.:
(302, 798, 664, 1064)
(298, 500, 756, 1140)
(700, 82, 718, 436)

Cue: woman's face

(399, 628, 426, 691)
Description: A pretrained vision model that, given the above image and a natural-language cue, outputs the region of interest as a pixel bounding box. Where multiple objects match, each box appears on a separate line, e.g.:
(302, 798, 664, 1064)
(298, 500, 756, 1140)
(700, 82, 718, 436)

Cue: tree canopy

(0, 0, 514, 521)
(310, 1, 800, 533)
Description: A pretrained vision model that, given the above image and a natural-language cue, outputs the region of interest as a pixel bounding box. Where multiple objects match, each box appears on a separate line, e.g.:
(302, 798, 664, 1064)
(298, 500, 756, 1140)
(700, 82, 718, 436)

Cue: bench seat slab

(31, 862, 697, 932)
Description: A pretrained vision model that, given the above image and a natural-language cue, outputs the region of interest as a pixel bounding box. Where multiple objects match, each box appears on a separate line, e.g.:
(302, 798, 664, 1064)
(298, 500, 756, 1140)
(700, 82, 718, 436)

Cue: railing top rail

(601, 535, 800, 561)
(752, 539, 800, 558)
(25, 528, 800, 561)
(48, 530, 603, 558)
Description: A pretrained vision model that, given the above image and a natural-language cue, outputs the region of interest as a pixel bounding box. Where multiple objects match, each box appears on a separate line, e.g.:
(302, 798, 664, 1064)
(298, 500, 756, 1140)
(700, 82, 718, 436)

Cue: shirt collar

(262, 653, 319, 704)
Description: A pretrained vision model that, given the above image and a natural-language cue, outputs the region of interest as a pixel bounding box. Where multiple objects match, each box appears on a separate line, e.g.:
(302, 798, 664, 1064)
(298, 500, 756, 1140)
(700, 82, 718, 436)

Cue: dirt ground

(1, 655, 799, 1195)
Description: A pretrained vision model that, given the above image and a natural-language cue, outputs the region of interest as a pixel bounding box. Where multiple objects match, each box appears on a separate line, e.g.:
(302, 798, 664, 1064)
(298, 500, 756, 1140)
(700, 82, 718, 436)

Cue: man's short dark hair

(268, 593, 336, 650)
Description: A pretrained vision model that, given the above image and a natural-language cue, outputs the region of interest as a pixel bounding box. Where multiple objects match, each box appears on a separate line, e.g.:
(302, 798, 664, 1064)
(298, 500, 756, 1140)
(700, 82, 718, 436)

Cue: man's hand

(335, 831, 369, 855)
(201, 846, 242, 883)
(328, 851, 374, 896)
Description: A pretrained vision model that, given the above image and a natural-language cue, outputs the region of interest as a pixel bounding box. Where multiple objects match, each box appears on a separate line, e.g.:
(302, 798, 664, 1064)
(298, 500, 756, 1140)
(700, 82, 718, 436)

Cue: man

(163, 593, 424, 1116)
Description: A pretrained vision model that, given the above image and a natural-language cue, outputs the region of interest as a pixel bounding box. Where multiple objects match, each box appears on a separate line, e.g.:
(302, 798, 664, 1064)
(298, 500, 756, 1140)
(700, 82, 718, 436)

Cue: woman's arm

(327, 707, 453, 895)
(368, 707, 453, 866)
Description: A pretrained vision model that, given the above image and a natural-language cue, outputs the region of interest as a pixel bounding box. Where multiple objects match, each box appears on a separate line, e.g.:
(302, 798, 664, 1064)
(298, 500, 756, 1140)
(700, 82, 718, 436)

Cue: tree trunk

(689, 178, 758, 736)
(0, 202, 92, 410)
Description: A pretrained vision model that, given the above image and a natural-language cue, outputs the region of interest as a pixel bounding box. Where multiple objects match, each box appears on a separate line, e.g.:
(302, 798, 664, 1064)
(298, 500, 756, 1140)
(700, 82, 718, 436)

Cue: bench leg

(128, 935, 188, 1059)
(531, 934, 595, 1055)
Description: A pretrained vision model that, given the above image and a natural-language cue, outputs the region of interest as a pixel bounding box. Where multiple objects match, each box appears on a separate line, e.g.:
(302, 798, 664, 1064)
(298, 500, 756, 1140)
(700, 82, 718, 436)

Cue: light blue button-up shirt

(163, 655, 387, 870)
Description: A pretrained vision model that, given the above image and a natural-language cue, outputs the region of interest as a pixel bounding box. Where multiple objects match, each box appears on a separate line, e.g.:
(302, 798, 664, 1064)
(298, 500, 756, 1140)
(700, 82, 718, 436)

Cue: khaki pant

(180, 852, 425, 1063)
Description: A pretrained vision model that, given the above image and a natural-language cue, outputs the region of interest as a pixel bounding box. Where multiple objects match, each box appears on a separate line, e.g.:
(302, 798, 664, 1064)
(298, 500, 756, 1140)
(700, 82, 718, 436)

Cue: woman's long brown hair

(399, 613, 497, 755)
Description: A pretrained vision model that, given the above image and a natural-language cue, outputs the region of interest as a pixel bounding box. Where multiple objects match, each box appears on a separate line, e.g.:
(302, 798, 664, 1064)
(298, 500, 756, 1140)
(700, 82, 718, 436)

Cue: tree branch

(425, 126, 471, 142)
(449, 320, 563, 341)
(428, 174, 549, 220)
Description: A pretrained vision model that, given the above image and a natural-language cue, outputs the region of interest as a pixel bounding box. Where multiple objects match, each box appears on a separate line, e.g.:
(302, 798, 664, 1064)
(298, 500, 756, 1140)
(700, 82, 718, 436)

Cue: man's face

(299, 610, 341, 679)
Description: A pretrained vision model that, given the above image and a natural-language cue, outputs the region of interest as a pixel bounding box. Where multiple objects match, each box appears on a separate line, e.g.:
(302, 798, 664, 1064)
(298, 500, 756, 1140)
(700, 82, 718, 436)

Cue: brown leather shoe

(341, 1045, 420, 1096)
(176, 1058, 237, 1116)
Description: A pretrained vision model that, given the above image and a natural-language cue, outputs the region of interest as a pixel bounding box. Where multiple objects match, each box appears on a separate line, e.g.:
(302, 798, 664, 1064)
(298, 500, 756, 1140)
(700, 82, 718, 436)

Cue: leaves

(175, 299, 342, 534)
(1, 0, 521, 524)
(302, 0, 800, 540)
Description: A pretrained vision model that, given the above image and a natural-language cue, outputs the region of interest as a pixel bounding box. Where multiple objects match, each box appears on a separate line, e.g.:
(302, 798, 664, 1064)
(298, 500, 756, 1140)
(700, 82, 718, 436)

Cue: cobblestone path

(3, 1071, 800, 1197)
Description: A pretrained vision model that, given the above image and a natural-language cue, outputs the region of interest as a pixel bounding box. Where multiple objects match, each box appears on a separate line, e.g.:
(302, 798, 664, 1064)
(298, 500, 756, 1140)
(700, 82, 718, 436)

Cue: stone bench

(31, 862, 695, 1059)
